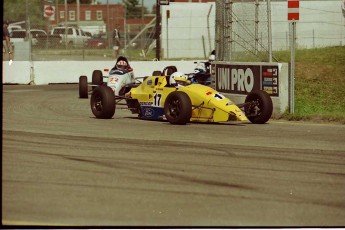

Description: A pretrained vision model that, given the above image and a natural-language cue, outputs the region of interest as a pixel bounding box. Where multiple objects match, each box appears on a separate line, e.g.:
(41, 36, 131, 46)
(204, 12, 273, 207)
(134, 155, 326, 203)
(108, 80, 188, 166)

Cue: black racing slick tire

(244, 90, 273, 124)
(92, 70, 103, 90)
(164, 91, 192, 125)
(79, 75, 88, 99)
(152, 70, 162, 76)
(90, 86, 116, 119)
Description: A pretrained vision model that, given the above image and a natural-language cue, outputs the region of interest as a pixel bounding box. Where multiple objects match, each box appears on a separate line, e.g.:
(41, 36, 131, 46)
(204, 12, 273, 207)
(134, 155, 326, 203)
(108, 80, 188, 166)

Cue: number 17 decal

(153, 93, 162, 107)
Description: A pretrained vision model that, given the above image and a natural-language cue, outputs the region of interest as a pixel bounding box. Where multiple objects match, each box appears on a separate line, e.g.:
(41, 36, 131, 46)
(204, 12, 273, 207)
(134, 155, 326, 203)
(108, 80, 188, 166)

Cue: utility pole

(267, 0, 272, 62)
(77, 0, 80, 27)
(141, 0, 144, 49)
(155, 0, 161, 60)
(65, 0, 68, 49)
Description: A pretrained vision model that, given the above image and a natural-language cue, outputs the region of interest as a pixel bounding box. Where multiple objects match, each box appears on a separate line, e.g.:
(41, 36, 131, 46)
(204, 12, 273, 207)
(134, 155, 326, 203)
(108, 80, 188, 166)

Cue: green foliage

(124, 0, 148, 19)
(3, 0, 46, 29)
(275, 46, 345, 123)
(67, 0, 92, 3)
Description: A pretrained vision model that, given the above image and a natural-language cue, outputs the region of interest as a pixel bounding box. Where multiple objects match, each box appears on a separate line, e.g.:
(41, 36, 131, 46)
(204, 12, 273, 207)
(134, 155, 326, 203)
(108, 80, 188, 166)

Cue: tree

(67, 0, 92, 3)
(151, 3, 157, 15)
(3, 0, 46, 30)
(124, 0, 146, 19)
(3, 0, 94, 31)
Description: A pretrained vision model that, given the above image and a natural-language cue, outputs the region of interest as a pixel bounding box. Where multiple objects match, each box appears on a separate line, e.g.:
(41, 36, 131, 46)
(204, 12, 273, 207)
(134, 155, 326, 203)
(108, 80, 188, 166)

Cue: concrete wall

(2, 60, 198, 85)
(2, 60, 289, 117)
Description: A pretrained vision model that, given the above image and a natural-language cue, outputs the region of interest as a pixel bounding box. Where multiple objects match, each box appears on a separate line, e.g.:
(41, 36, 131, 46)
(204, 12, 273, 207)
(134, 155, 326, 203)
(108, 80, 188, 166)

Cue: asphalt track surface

(2, 84, 345, 227)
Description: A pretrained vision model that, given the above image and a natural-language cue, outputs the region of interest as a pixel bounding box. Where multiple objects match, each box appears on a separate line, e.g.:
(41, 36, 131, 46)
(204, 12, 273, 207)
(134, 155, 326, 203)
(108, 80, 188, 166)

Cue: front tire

(90, 86, 116, 119)
(164, 91, 192, 125)
(244, 90, 273, 124)
(79, 75, 88, 98)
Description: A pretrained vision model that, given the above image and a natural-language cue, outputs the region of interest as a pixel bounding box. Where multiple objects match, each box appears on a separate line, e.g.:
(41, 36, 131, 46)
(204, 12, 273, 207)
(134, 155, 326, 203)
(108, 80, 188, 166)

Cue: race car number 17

(153, 93, 162, 107)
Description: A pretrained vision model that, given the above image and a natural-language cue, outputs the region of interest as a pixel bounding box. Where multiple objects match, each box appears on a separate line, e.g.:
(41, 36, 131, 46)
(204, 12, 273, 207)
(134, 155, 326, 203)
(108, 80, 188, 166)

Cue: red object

(288, 0, 299, 21)
(85, 34, 107, 49)
(263, 72, 273, 77)
(288, 13, 299, 21)
(288, 1, 299, 8)
(44, 5, 54, 18)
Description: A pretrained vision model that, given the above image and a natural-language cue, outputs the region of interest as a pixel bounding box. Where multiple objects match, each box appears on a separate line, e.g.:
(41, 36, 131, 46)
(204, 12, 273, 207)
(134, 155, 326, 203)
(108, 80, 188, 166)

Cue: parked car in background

(84, 31, 92, 38)
(84, 33, 108, 49)
(10, 29, 47, 46)
(51, 26, 89, 47)
(8, 24, 22, 33)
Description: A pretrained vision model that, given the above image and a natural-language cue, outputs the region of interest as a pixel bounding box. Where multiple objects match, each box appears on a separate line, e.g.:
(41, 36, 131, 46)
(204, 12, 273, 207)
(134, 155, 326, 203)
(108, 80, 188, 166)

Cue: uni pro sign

(214, 64, 279, 97)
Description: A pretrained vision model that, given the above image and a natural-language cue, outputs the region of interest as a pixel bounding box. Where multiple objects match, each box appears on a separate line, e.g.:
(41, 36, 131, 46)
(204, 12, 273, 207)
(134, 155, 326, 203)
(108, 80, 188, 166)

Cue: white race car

(79, 56, 137, 98)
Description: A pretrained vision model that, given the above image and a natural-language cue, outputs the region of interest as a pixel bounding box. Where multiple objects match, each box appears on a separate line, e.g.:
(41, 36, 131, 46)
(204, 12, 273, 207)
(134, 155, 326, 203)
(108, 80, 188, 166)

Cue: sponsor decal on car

(109, 77, 119, 83)
(143, 108, 154, 117)
(140, 101, 153, 106)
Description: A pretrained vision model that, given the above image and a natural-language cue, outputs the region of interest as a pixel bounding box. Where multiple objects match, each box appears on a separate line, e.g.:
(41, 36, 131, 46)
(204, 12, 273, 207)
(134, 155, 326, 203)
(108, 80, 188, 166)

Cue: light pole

(122, 0, 128, 56)
(155, 0, 161, 60)
(64, 0, 68, 49)
(77, 0, 80, 27)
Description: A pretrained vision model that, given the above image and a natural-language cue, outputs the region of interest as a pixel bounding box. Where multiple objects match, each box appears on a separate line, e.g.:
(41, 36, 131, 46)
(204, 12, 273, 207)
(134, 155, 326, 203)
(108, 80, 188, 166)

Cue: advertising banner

(213, 63, 279, 97)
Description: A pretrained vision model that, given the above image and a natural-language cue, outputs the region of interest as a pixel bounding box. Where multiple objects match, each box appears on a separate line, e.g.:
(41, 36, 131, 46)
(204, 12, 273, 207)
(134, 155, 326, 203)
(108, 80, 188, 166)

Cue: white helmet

(208, 54, 215, 62)
(194, 62, 206, 74)
(169, 72, 190, 87)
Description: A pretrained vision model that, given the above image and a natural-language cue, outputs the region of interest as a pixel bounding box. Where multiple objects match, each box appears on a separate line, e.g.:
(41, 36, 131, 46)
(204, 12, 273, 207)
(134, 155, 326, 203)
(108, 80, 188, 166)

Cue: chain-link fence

(4, 1, 345, 62)
(6, 23, 157, 62)
(215, 0, 271, 62)
(5, 0, 157, 62)
(215, 0, 345, 62)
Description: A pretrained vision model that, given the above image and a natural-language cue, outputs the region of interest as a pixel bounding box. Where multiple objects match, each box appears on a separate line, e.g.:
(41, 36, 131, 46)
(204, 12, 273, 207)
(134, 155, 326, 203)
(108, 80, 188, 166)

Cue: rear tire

(152, 70, 162, 76)
(92, 70, 103, 90)
(79, 75, 88, 98)
(244, 90, 273, 124)
(90, 86, 116, 119)
(164, 91, 192, 125)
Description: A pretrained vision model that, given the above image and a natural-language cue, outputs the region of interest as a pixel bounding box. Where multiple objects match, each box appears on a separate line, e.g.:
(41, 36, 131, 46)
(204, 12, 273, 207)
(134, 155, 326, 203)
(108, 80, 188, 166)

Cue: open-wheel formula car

(79, 56, 137, 99)
(90, 71, 273, 125)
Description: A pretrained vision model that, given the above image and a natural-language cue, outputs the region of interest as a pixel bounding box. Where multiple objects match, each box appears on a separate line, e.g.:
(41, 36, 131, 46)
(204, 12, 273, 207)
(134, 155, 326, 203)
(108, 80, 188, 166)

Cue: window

(31, 30, 47, 37)
(69, 11, 75, 21)
(85, 10, 91, 20)
(10, 30, 26, 38)
(96, 10, 102, 20)
(60, 11, 65, 19)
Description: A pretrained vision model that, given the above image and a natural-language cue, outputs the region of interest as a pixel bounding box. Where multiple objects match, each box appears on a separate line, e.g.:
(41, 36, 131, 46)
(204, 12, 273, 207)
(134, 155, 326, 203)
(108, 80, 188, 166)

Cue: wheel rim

(246, 99, 262, 117)
(168, 99, 181, 119)
(93, 92, 103, 112)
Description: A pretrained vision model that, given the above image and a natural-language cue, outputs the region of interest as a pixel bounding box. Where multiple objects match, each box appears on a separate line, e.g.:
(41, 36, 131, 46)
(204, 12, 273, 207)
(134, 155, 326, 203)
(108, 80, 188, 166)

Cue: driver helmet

(208, 54, 215, 62)
(116, 60, 128, 69)
(169, 72, 190, 88)
(194, 62, 206, 74)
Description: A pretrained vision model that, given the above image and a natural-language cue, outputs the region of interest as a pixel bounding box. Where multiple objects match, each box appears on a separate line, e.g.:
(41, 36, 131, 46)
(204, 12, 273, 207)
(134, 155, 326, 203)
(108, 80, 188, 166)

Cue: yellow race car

(90, 71, 273, 125)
